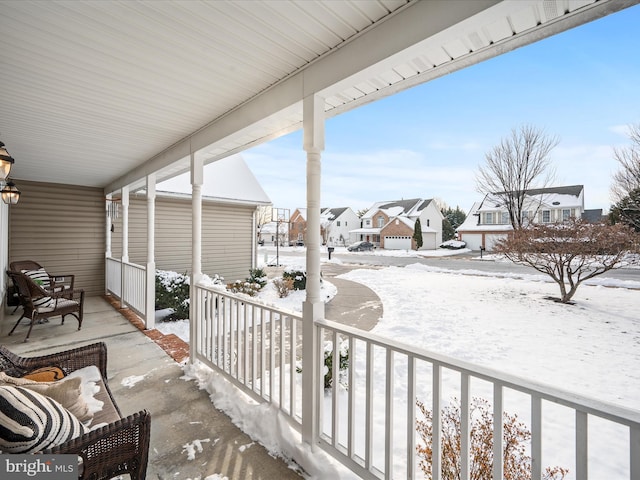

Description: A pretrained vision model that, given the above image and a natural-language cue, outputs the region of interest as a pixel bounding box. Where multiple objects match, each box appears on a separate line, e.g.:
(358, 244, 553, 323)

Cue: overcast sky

(242, 4, 640, 216)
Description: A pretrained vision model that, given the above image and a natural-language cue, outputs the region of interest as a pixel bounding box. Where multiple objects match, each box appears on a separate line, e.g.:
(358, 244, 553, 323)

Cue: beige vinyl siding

(111, 195, 255, 283)
(8, 180, 106, 297)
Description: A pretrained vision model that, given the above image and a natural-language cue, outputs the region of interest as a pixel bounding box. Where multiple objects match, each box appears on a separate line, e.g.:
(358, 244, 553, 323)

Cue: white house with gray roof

(351, 198, 444, 250)
(321, 207, 359, 246)
(457, 184, 589, 251)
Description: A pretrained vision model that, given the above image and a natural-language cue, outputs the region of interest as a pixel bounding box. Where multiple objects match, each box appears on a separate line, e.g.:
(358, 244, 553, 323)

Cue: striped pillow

(0, 385, 87, 453)
(22, 269, 54, 309)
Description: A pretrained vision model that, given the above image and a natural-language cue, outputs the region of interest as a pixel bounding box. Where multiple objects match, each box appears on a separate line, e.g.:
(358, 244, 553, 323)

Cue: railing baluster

(348, 336, 356, 459)
(631, 425, 640, 480)
(332, 331, 339, 446)
(432, 364, 441, 480)
(493, 383, 503, 480)
(269, 310, 275, 402)
(461, 373, 470, 480)
(385, 349, 394, 480)
(407, 356, 416, 480)
(280, 314, 286, 409)
(290, 316, 297, 418)
(576, 410, 588, 479)
(365, 342, 374, 470)
(531, 395, 542, 480)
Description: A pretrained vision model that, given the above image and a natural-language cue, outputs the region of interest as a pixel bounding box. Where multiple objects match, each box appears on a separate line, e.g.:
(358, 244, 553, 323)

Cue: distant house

(457, 184, 589, 251)
(289, 207, 360, 246)
(351, 198, 444, 250)
(321, 207, 360, 246)
(289, 208, 307, 244)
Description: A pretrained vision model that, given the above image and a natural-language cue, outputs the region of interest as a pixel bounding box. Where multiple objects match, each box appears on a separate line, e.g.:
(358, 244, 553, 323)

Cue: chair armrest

(44, 410, 151, 480)
(50, 274, 75, 292)
(0, 342, 107, 379)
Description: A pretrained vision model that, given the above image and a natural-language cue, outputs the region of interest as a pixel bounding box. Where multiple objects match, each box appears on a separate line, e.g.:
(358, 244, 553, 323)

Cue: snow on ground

(159, 250, 640, 479)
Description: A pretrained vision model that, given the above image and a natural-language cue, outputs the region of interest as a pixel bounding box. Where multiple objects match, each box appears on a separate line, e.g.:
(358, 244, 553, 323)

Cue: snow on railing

(192, 283, 640, 480)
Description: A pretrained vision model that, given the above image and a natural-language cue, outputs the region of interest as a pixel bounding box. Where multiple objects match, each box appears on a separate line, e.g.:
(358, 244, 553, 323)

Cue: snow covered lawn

(159, 255, 640, 479)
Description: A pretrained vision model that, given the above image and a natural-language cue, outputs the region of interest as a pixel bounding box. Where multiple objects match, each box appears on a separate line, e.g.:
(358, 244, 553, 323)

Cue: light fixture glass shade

(0, 141, 14, 182)
(1, 180, 20, 205)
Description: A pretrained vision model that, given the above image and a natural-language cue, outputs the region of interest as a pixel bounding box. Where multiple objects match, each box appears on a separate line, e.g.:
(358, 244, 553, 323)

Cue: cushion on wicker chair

(23, 366, 66, 382)
(0, 372, 92, 423)
(22, 268, 55, 308)
(0, 385, 87, 453)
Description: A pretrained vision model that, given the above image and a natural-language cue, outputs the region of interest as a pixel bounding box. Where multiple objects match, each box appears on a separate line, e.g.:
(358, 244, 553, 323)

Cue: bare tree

(611, 124, 640, 230)
(477, 125, 559, 230)
(495, 218, 640, 304)
(255, 205, 273, 243)
(612, 123, 640, 202)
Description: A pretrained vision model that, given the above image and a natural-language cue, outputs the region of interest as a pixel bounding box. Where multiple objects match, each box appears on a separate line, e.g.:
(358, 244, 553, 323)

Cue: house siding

(111, 195, 254, 283)
(8, 180, 106, 297)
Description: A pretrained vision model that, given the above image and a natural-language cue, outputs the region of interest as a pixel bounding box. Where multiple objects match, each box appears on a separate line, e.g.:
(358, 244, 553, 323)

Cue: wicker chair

(0, 342, 151, 480)
(10, 260, 75, 297)
(6, 269, 84, 342)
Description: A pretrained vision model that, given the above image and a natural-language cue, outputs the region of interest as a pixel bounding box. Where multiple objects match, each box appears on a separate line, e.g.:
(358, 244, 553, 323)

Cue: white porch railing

(192, 283, 640, 479)
(106, 256, 147, 317)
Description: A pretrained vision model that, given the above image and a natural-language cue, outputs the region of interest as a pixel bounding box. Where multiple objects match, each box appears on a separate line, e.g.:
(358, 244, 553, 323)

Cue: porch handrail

(191, 283, 640, 480)
(105, 256, 147, 318)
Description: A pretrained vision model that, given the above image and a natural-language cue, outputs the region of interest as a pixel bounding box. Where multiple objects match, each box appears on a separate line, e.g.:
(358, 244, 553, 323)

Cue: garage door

(485, 234, 506, 251)
(460, 234, 483, 250)
(384, 236, 412, 250)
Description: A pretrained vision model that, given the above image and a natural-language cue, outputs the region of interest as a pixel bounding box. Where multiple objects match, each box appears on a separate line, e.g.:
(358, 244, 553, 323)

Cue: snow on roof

(362, 198, 422, 218)
(157, 154, 271, 205)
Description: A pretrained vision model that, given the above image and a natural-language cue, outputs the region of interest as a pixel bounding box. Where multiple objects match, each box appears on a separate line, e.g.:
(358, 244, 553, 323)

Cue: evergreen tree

(610, 187, 640, 231)
(441, 206, 467, 241)
(413, 218, 423, 249)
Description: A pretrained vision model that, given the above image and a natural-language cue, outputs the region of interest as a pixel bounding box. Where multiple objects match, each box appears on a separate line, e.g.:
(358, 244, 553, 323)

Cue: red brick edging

(103, 296, 190, 364)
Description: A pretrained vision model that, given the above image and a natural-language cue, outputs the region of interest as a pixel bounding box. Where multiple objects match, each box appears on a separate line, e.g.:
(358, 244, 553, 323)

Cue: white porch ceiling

(0, 0, 637, 194)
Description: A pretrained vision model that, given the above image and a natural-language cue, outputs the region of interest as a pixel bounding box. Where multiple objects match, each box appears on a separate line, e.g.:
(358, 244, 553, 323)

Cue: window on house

(484, 212, 493, 224)
(336, 221, 341, 227)
(377, 216, 384, 227)
(426, 219, 430, 227)
(365, 219, 371, 227)
(542, 210, 551, 223)
(501, 211, 509, 224)
(562, 209, 571, 221)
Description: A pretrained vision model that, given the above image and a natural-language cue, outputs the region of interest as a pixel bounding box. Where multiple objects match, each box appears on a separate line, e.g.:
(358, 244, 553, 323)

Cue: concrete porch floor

(0, 295, 305, 480)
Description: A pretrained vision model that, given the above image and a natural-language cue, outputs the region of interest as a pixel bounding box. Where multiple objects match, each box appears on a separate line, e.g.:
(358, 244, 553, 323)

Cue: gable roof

(363, 198, 422, 219)
(322, 207, 350, 220)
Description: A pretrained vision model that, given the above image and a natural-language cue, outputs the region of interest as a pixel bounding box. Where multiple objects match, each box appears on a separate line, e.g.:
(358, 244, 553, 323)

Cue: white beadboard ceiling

(0, 0, 636, 194)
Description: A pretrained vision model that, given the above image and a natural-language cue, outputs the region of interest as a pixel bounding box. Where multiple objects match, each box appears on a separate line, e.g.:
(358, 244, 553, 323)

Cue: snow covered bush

(323, 340, 349, 389)
(282, 269, 306, 290)
(155, 270, 190, 321)
(249, 268, 268, 289)
(416, 397, 568, 480)
(273, 277, 294, 298)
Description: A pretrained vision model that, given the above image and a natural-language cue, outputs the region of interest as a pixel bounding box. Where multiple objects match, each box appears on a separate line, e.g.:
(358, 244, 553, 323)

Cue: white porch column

(105, 194, 112, 296)
(189, 153, 204, 362)
(145, 174, 156, 329)
(302, 94, 325, 447)
(120, 185, 130, 309)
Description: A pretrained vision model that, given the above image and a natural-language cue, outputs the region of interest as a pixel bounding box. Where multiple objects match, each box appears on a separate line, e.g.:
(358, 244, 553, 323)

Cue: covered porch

(2, 1, 640, 478)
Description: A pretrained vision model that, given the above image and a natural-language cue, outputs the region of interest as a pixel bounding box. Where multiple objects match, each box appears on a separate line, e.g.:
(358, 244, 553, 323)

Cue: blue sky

(243, 4, 640, 216)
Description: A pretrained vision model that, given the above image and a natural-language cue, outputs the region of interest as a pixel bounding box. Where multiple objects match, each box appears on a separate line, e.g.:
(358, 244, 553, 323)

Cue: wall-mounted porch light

(0, 141, 15, 182)
(0, 140, 20, 204)
(1, 180, 21, 204)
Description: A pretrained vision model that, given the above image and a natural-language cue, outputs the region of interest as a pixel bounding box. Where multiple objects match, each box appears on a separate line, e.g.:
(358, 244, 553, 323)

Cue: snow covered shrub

(155, 270, 190, 321)
(226, 279, 262, 296)
(273, 277, 294, 298)
(283, 269, 306, 290)
(323, 340, 349, 389)
(249, 268, 268, 289)
(416, 397, 568, 480)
